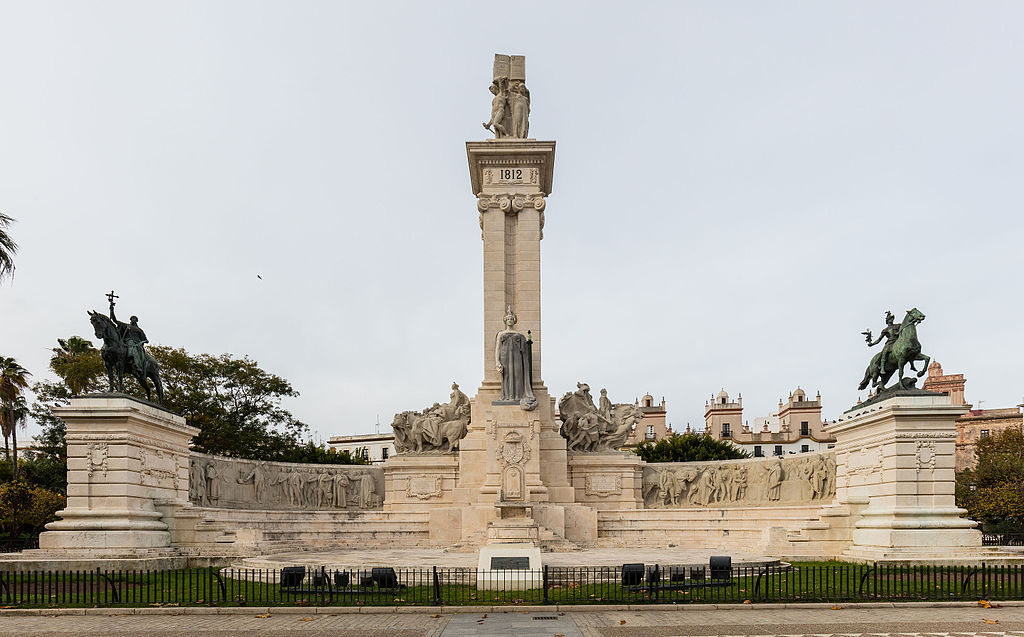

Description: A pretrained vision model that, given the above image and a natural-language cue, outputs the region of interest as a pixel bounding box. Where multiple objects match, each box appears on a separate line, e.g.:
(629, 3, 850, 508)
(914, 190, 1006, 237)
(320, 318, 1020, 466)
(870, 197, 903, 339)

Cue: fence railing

(983, 533, 1024, 546)
(0, 538, 39, 554)
(0, 563, 1021, 608)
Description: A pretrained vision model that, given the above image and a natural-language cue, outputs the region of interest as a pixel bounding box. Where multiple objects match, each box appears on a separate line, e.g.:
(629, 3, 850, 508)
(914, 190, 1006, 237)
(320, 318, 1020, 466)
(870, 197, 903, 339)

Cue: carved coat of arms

(496, 431, 530, 466)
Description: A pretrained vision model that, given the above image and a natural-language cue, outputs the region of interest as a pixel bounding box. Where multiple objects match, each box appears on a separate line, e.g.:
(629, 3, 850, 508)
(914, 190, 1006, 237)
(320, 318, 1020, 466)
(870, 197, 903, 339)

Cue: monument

(17, 57, 1022, 574)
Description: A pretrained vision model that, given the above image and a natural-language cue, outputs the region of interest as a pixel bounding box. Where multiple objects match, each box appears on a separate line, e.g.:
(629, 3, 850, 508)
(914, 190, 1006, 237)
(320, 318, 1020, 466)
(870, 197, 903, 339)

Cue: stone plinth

(476, 543, 543, 590)
(383, 453, 459, 512)
(567, 452, 643, 511)
(40, 394, 197, 552)
(829, 392, 983, 563)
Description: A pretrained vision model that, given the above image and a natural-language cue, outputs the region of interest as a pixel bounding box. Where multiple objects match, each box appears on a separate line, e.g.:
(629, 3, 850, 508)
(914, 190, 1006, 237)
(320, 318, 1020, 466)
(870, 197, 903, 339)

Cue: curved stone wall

(641, 451, 835, 508)
(188, 453, 384, 511)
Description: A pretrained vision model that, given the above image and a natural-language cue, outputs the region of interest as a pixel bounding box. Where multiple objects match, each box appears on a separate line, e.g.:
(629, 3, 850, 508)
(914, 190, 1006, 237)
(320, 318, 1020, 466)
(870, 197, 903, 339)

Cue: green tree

(0, 357, 31, 480)
(49, 336, 105, 395)
(956, 427, 1024, 532)
(0, 213, 17, 283)
(143, 346, 314, 461)
(633, 432, 749, 463)
(0, 481, 65, 540)
(275, 441, 370, 465)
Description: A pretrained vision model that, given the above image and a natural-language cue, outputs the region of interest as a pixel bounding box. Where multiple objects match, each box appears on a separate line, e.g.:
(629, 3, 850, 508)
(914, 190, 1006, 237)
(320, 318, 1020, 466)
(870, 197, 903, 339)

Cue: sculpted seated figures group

(392, 382, 471, 454)
(558, 383, 643, 452)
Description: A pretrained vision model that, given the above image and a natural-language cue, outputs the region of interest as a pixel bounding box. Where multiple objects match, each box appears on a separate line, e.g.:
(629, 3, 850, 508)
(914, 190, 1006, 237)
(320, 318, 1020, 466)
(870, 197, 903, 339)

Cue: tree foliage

(144, 345, 313, 460)
(0, 356, 31, 481)
(0, 212, 17, 283)
(30, 337, 361, 467)
(956, 427, 1024, 531)
(0, 481, 64, 540)
(632, 432, 749, 463)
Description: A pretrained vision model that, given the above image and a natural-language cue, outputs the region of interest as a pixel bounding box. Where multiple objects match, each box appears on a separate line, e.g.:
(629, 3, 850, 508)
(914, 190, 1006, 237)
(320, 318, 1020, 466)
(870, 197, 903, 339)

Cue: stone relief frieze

(642, 452, 836, 509)
(188, 453, 384, 511)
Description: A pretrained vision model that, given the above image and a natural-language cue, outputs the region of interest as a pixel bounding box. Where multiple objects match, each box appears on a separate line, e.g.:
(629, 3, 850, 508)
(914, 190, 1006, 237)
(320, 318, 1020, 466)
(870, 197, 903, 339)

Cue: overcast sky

(2, 1, 1022, 443)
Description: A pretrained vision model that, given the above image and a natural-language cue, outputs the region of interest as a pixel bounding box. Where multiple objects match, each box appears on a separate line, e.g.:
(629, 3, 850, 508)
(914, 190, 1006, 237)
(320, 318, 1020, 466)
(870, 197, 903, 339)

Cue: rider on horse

(865, 311, 900, 386)
(110, 304, 148, 377)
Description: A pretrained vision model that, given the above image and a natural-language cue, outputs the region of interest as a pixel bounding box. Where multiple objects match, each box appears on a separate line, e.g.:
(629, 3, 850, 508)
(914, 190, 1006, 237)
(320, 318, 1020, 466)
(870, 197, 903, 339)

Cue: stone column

(39, 395, 197, 552)
(454, 140, 578, 545)
(829, 393, 982, 562)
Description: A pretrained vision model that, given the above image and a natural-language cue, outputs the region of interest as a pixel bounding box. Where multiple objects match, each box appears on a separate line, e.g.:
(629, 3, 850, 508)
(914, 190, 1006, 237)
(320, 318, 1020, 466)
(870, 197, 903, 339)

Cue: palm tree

(0, 213, 17, 283)
(0, 357, 31, 480)
(50, 337, 104, 395)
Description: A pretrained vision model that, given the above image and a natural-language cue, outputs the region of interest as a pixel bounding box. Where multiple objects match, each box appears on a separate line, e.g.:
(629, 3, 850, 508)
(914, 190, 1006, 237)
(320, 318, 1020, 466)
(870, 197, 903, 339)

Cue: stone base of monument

(830, 392, 1010, 564)
(382, 454, 459, 511)
(39, 395, 196, 553)
(476, 543, 543, 591)
(567, 451, 643, 510)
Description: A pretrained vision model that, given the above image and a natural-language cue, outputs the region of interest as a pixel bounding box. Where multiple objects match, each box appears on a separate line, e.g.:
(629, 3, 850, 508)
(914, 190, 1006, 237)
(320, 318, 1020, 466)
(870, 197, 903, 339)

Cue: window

(774, 445, 783, 456)
(800, 444, 809, 453)
(645, 425, 655, 440)
(381, 447, 389, 460)
(980, 429, 990, 439)
(721, 423, 731, 438)
(754, 446, 763, 457)
(800, 421, 809, 436)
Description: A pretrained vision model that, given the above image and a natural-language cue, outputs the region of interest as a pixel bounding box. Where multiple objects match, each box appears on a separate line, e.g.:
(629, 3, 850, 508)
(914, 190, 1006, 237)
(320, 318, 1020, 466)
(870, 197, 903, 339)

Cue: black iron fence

(0, 563, 1022, 608)
(0, 538, 38, 554)
(983, 533, 1024, 546)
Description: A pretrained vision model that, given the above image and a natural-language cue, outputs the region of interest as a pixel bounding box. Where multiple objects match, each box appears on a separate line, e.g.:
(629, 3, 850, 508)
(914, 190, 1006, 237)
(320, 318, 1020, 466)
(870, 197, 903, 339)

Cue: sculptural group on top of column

(558, 383, 643, 452)
(641, 453, 836, 508)
(482, 54, 530, 140)
(392, 382, 472, 454)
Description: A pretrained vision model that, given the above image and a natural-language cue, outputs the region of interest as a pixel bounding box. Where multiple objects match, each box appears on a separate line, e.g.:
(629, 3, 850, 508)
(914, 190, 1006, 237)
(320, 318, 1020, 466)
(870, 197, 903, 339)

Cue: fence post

(208, 567, 214, 606)
(542, 565, 549, 605)
(432, 566, 441, 606)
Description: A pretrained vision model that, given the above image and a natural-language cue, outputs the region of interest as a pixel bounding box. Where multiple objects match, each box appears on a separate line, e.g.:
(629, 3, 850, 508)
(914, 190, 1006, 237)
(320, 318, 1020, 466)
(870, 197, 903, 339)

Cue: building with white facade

(705, 387, 836, 457)
(327, 432, 395, 464)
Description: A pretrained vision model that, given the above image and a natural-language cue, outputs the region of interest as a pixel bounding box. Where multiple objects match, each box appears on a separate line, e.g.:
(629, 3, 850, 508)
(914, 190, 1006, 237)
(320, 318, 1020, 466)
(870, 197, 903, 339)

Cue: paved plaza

(2, 604, 1024, 637)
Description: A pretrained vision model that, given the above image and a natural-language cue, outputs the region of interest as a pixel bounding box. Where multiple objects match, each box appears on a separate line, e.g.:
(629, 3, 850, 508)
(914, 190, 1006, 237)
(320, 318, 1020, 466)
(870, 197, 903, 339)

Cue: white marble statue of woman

(494, 306, 538, 410)
(509, 81, 530, 138)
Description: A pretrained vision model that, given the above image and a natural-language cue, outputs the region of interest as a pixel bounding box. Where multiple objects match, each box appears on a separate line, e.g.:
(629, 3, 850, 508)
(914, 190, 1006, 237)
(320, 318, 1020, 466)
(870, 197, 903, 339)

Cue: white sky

(2, 1, 1022, 443)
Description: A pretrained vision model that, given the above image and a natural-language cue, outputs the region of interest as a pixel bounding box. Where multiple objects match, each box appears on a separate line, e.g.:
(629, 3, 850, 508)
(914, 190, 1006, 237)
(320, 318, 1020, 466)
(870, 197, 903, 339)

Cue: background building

(705, 388, 836, 457)
(923, 361, 1024, 471)
(621, 393, 671, 448)
(327, 432, 395, 464)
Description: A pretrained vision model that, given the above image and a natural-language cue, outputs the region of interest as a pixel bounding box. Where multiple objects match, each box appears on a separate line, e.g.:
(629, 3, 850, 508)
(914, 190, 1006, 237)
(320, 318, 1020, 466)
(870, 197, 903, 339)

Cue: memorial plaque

(490, 556, 530, 570)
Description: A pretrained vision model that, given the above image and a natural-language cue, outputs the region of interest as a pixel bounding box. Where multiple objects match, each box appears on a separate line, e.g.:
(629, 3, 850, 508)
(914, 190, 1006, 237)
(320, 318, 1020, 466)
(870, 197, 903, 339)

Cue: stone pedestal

(829, 393, 983, 563)
(40, 394, 197, 552)
(476, 543, 543, 590)
(382, 454, 459, 512)
(567, 452, 644, 511)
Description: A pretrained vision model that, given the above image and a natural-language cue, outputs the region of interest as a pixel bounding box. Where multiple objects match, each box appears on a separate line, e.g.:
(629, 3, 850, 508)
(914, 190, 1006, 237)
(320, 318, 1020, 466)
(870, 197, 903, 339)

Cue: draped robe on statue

(498, 331, 532, 400)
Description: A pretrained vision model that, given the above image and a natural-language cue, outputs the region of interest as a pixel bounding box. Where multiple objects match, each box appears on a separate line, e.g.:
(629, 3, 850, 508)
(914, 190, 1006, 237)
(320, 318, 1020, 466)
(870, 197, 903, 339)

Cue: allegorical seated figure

(557, 382, 644, 452)
(392, 382, 471, 454)
(494, 306, 538, 410)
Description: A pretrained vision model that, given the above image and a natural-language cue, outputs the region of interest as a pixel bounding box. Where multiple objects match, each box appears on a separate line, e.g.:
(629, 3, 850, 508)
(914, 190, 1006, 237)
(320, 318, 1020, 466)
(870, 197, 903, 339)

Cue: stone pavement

(1, 604, 1024, 636)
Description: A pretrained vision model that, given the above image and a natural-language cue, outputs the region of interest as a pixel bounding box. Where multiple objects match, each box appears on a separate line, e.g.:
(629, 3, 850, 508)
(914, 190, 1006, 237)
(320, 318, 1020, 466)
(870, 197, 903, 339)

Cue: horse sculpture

(858, 307, 930, 392)
(88, 310, 164, 404)
(558, 387, 644, 452)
